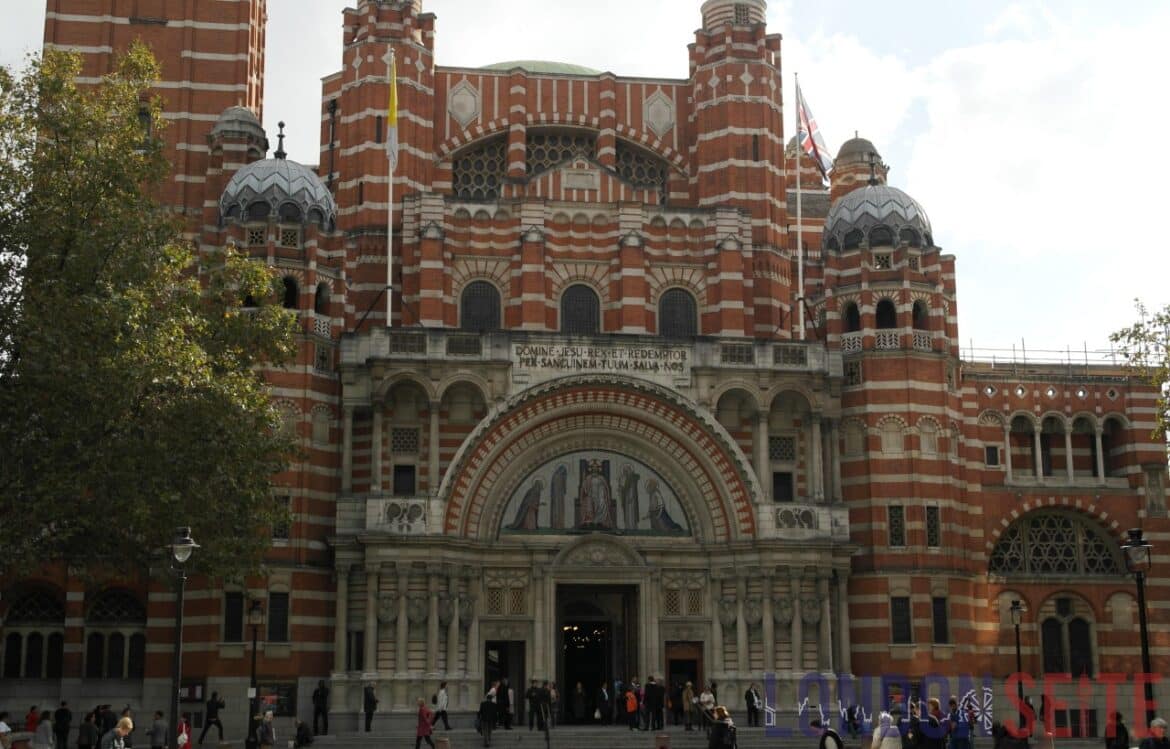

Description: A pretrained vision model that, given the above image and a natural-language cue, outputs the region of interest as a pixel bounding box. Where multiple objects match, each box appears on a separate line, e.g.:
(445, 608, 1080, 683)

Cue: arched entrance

(556, 585, 638, 723)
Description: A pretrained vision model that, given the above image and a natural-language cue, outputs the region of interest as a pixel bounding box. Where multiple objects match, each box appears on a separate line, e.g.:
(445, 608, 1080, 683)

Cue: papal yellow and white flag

(386, 51, 399, 170)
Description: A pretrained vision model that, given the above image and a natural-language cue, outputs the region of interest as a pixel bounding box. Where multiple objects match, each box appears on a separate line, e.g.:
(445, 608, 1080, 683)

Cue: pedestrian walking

(0, 712, 13, 749)
(414, 698, 435, 749)
(430, 682, 451, 730)
(874, 712, 904, 749)
(198, 694, 224, 745)
(33, 712, 54, 749)
(256, 713, 274, 749)
(311, 680, 329, 735)
(147, 713, 165, 749)
(99, 718, 133, 749)
(363, 683, 378, 732)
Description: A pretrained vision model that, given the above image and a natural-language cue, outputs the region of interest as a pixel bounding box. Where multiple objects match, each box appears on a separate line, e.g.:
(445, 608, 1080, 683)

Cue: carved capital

(377, 594, 399, 624)
(717, 596, 738, 628)
(743, 597, 763, 628)
(437, 593, 455, 627)
(801, 597, 822, 625)
(772, 596, 794, 625)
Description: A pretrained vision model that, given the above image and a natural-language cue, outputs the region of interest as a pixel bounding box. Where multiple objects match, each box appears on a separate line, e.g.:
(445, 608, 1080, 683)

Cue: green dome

(482, 60, 602, 76)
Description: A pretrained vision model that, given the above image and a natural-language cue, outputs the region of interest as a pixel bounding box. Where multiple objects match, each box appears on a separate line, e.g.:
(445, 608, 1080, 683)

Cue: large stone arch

(439, 375, 760, 542)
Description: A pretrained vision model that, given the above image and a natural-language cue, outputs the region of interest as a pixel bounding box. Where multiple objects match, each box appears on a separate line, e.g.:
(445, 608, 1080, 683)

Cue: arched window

(1042, 606, 1096, 677)
(844, 303, 861, 333)
(843, 230, 864, 250)
(85, 632, 104, 678)
(85, 590, 147, 680)
(3, 633, 21, 679)
(1, 588, 65, 679)
(128, 633, 146, 679)
(105, 633, 125, 679)
(912, 300, 929, 330)
(282, 277, 299, 310)
(1041, 617, 1065, 672)
(1069, 617, 1093, 676)
(899, 227, 921, 247)
(460, 281, 501, 332)
(561, 285, 600, 335)
(277, 202, 302, 223)
(875, 298, 897, 329)
(870, 226, 894, 247)
(314, 282, 330, 315)
(659, 289, 698, 339)
(246, 202, 270, 222)
(24, 632, 44, 678)
(989, 511, 1121, 576)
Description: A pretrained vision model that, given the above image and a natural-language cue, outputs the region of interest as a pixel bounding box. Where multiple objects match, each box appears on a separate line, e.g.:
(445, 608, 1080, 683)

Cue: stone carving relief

(437, 593, 455, 627)
(406, 594, 429, 626)
(772, 596, 793, 625)
(377, 594, 399, 624)
(562, 543, 633, 567)
(717, 596, 738, 629)
(801, 597, 822, 625)
(481, 621, 527, 641)
(743, 597, 763, 628)
(484, 569, 528, 589)
(448, 79, 481, 129)
(643, 90, 675, 138)
(457, 593, 476, 628)
(777, 506, 817, 530)
(662, 570, 705, 590)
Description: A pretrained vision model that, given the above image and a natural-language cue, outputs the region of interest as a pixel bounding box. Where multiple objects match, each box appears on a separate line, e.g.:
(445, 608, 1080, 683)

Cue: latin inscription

(513, 343, 689, 377)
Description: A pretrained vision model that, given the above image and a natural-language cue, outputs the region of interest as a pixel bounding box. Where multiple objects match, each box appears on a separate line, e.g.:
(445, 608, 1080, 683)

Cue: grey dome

(823, 184, 933, 251)
(835, 136, 880, 166)
(211, 106, 267, 144)
(220, 158, 337, 229)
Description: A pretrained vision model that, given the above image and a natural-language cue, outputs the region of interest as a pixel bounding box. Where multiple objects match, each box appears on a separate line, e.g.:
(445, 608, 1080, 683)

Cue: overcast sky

(6, 1, 1169, 357)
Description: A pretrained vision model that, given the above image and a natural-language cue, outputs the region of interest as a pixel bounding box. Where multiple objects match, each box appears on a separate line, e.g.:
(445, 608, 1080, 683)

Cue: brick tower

(43, 0, 268, 223)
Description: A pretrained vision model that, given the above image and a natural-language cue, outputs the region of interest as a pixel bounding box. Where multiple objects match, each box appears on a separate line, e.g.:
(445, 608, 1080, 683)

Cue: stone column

(341, 405, 354, 493)
(1095, 427, 1106, 482)
(334, 564, 350, 673)
(736, 577, 749, 675)
(363, 564, 380, 673)
(1003, 426, 1013, 483)
(466, 571, 481, 680)
(371, 408, 383, 492)
(709, 575, 724, 675)
(446, 572, 460, 679)
(428, 400, 441, 494)
(426, 567, 440, 674)
(811, 414, 824, 501)
(532, 566, 545, 681)
(829, 419, 842, 502)
(396, 569, 410, 675)
(817, 574, 832, 672)
(835, 569, 852, 675)
(759, 573, 775, 676)
(1032, 426, 1043, 481)
(755, 412, 771, 501)
(1064, 426, 1075, 483)
(647, 570, 662, 678)
(789, 573, 803, 672)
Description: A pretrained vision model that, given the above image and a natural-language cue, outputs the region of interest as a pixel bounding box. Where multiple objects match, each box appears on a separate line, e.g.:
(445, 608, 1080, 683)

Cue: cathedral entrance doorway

(556, 584, 638, 723)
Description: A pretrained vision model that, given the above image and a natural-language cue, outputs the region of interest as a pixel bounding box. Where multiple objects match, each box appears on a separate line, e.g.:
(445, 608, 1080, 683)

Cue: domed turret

(829, 133, 891, 202)
(701, 0, 766, 30)
(823, 184, 933, 252)
(220, 125, 336, 230)
(210, 105, 267, 145)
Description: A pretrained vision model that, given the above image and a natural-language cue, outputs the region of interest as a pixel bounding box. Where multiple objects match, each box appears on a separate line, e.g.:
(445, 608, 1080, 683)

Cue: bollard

(654, 732, 670, 749)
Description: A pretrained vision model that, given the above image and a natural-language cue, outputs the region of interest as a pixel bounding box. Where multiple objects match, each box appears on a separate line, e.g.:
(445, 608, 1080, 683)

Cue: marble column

(736, 577, 749, 674)
(1032, 427, 1043, 481)
(1063, 426, 1075, 483)
(363, 564, 380, 672)
(371, 408, 383, 492)
(428, 401, 441, 494)
(709, 575, 724, 675)
(811, 414, 824, 500)
(333, 564, 349, 672)
(817, 574, 832, 672)
(755, 412, 771, 501)
(395, 570, 410, 674)
(761, 573, 775, 674)
(532, 566, 546, 681)
(426, 567, 440, 674)
(1003, 426, 1013, 482)
(465, 570, 481, 679)
(446, 572, 460, 679)
(789, 573, 803, 673)
(648, 570, 662, 678)
(1095, 427, 1106, 482)
(341, 405, 354, 493)
(835, 569, 852, 675)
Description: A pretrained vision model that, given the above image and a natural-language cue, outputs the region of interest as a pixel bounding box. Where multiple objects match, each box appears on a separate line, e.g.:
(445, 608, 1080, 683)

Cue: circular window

(1076, 388, 1088, 399)
(1015, 385, 1027, 398)
(1106, 388, 1119, 400)
(1045, 386, 1057, 398)
(984, 385, 997, 396)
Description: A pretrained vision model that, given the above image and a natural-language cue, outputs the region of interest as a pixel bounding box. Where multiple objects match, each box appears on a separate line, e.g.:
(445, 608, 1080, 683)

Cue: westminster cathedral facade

(4, 0, 1166, 734)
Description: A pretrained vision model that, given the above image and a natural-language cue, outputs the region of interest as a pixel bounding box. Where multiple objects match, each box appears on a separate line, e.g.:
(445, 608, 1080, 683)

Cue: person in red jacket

(415, 698, 434, 749)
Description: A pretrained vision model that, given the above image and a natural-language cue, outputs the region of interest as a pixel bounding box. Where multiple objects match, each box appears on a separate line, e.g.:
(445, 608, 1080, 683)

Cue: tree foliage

(1112, 300, 1170, 440)
(0, 47, 297, 578)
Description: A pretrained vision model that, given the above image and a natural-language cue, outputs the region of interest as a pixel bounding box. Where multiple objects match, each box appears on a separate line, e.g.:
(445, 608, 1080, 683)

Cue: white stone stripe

(75, 76, 247, 92)
(46, 12, 252, 31)
(181, 51, 250, 61)
(44, 42, 113, 54)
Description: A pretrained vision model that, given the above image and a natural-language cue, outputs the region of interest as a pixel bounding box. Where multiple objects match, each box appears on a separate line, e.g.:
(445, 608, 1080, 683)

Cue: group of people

(0, 705, 159, 749)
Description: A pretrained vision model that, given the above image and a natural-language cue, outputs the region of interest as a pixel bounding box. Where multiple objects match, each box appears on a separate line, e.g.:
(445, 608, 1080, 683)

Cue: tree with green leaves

(1112, 301, 1170, 440)
(0, 46, 297, 578)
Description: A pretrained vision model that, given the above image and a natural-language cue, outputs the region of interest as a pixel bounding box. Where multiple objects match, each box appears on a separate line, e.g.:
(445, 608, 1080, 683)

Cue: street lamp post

(1122, 528, 1155, 728)
(247, 599, 265, 749)
(169, 528, 198, 749)
(1010, 600, 1027, 744)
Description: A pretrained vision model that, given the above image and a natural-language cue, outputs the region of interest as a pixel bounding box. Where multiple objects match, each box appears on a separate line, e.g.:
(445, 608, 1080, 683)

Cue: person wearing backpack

(708, 706, 737, 749)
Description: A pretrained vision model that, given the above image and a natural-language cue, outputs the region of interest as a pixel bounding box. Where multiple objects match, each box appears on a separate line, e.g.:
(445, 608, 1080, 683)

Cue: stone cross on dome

(274, 121, 287, 160)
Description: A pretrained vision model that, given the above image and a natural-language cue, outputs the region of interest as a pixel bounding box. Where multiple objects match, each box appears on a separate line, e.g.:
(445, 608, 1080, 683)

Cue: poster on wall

(500, 450, 690, 536)
(257, 683, 297, 717)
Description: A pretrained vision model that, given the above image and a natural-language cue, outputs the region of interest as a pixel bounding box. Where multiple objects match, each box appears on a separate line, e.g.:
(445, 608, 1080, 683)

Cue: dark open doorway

(484, 640, 526, 720)
(556, 584, 638, 724)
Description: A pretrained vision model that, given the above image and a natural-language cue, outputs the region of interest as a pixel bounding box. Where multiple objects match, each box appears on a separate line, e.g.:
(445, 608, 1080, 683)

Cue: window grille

(267, 592, 290, 642)
(279, 228, 301, 249)
(687, 590, 705, 616)
(891, 597, 912, 644)
(314, 343, 332, 372)
(561, 284, 600, 335)
(391, 427, 420, 454)
(486, 588, 504, 615)
(5, 591, 64, 624)
(453, 137, 507, 200)
(273, 495, 291, 540)
(888, 505, 906, 547)
(843, 361, 862, 388)
(926, 506, 941, 548)
(774, 345, 808, 367)
(908, 255, 920, 271)
(616, 141, 668, 193)
(842, 333, 863, 355)
(663, 590, 681, 616)
(734, 3, 752, 24)
(446, 334, 483, 356)
(769, 436, 796, 462)
(247, 227, 266, 247)
(508, 589, 526, 616)
(989, 512, 1120, 576)
(87, 591, 147, 624)
(720, 342, 754, 365)
(931, 597, 949, 644)
(223, 592, 244, 643)
(460, 281, 501, 332)
(526, 130, 596, 175)
(659, 289, 698, 338)
(389, 332, 427, 354)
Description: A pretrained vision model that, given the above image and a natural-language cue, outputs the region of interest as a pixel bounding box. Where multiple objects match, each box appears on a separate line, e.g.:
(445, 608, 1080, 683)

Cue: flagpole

(795, 73, 805, 341)
(385, 48, 395, 328)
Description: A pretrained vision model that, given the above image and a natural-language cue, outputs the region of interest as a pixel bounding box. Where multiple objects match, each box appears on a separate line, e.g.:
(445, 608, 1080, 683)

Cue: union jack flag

(796, 83, 833, 181)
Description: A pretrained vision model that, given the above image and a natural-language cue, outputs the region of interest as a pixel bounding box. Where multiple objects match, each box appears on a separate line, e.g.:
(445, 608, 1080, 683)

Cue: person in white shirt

(1, 712, 14, 749)
(431, 682, 451, 730)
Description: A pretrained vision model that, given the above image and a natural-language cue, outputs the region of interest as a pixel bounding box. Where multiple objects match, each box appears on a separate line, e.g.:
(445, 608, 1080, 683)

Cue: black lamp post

(247, 599, 265, 749)
(1122, 527, 1155, 727)
(169, 527, 198, 749)
(1010, 600, 1027, 743)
